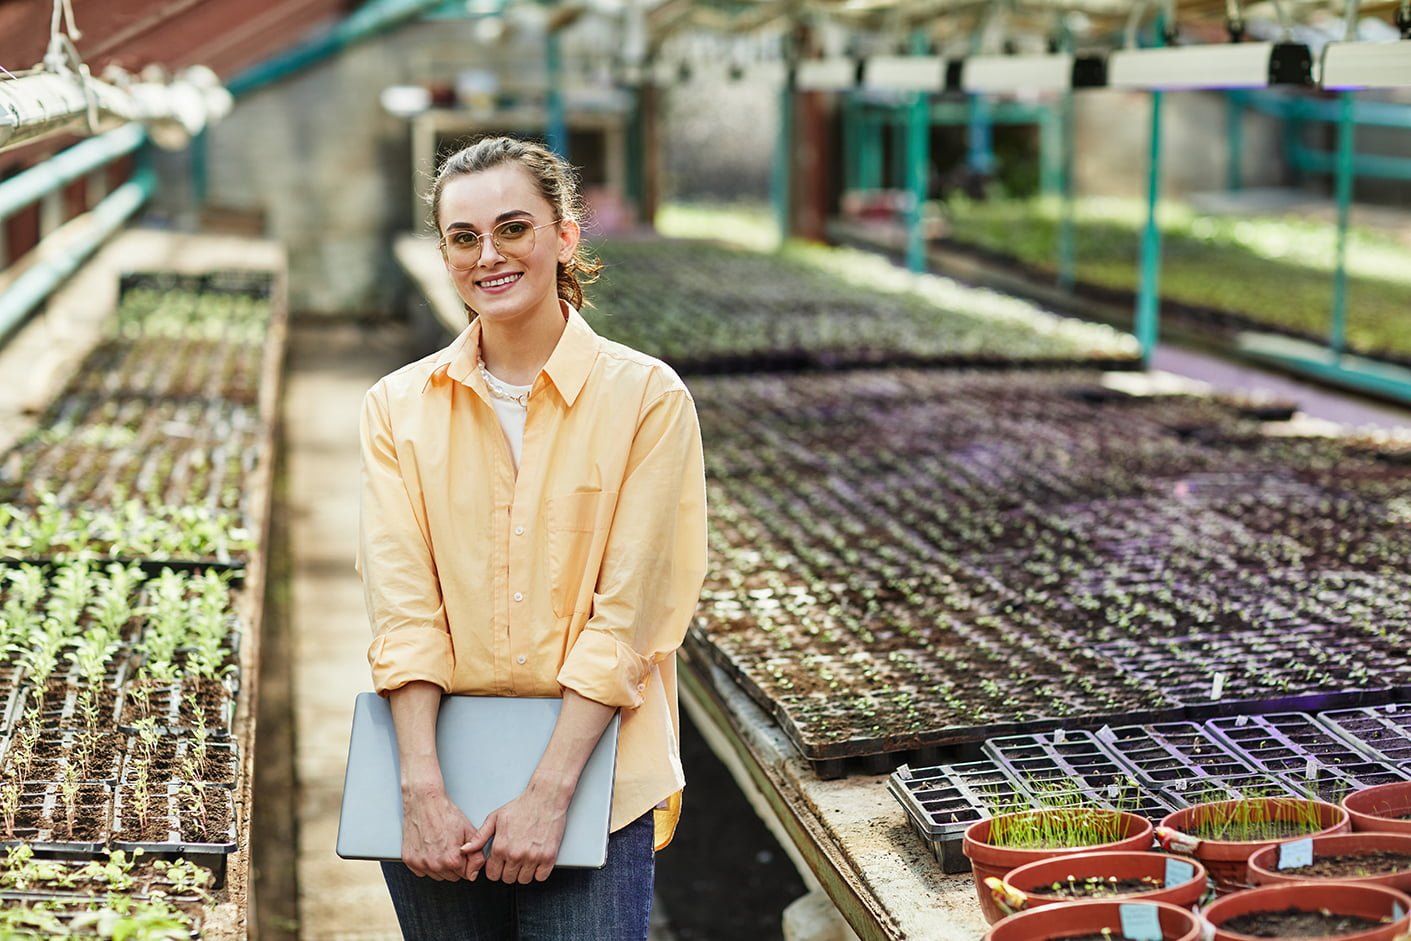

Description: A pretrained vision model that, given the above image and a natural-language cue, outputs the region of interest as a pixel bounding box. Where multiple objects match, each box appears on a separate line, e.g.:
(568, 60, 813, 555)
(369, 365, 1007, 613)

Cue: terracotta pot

(1157, 798, 1349, 894)
(1201, 881, 1411, 941)
(1344, 782, 1411, 836)
(999, 850, 1209, 914)
(984, 899, 1202, 941)
(1247, 831, 1411, 894)
(964, 810, 1155, 924)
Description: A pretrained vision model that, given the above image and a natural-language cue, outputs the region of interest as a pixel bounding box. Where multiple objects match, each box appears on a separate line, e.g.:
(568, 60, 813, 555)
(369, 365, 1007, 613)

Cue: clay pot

(1247, 831, 1411, 894)
(984, 899, 1202, 941)
(1200, 881, 1411, 941)
(1344, 782, 1411, 835)
(999, 850, 1209, 914)
(1157, 798, 1349, 894)
(964, 810, 1155, 924)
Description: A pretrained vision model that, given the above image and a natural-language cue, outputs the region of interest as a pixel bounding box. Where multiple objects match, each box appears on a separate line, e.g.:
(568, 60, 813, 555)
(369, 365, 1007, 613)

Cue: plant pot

(1343, 782, 1411, 835)
(998, 850, 1209, 914)
(964, 810, 1156, 924)
(984, 899, 1201, 941)
(1200, 881, 1411, 941)
(1157, 798, 1350, 894)
(1247, 831, 1411, 893)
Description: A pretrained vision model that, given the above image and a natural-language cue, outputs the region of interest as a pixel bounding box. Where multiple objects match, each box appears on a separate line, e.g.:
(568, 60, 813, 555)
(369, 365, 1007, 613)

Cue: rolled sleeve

(556, 386, 708, 708)
(359, 384, 454, 694)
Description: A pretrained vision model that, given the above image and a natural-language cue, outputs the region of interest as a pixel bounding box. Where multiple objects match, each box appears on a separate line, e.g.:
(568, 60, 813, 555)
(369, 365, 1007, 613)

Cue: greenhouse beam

(1058, 88, 1076, 294)
(771, 73, 794, 241)
(1330, 91, 1355, 361)
(1134, 15, 1167, 367)
(1226, 91, 1244, 191)
(0, 168, 155, 347)
(966, 94, 994, 178)
(905, 33, 929, 274)
(0, 124, 146, 222)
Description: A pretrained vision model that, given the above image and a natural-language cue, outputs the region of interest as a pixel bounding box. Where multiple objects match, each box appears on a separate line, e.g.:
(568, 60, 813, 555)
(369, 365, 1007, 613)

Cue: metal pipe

(0, 123, 146, 221)
(0, 167, 154, 347)
(1135, 11, 1167, 368)
(1330, 91, 1355, 362)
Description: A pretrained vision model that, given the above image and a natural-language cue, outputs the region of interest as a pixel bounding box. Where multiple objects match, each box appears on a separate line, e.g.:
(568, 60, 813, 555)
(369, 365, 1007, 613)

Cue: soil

(1282, 850, 1411, 878)
(1028, 876, 1162, 898)
(42, 784, 112, 842)
(1220, 908, 1388, 938)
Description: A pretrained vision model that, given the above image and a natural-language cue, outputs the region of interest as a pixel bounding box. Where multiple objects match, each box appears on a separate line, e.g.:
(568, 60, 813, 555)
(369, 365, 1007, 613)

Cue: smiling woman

(357, 136, 708, 941)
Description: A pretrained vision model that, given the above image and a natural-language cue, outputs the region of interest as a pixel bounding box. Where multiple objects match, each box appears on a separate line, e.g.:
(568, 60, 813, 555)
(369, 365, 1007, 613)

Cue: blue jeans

(381, 813, 655, 940)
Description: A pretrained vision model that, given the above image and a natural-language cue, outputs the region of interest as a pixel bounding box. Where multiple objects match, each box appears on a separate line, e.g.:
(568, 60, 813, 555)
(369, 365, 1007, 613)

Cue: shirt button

(514, 526, 525, 535)
(637, 683, 646, 691)
(516, 655, 527, 665)
(513, 591, 524, 602)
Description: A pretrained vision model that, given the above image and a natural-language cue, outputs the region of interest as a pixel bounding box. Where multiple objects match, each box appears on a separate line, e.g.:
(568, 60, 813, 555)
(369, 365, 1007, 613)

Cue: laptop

(336, 693, 620, 868)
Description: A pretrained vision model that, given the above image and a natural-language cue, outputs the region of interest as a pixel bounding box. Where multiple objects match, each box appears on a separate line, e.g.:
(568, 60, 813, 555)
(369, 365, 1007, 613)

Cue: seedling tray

(982, 730, 1180, 821)
(888, 759, 1025, 873)
(1317, 704, 1411, 765)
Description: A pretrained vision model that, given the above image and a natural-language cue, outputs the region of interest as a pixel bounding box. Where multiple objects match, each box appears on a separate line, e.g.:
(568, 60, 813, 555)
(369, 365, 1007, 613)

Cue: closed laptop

(337, 692, 620, 868)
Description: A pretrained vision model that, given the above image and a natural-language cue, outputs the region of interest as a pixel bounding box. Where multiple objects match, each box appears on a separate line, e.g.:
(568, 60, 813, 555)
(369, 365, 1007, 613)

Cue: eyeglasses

(438, 219, 559, 270)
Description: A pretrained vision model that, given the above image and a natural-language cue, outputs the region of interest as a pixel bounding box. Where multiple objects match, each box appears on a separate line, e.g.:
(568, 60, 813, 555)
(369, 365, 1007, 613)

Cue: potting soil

(1028, 876, 1162, 898)
(1219, 908, 1387, 938)
(1282, 850, 1411, 878)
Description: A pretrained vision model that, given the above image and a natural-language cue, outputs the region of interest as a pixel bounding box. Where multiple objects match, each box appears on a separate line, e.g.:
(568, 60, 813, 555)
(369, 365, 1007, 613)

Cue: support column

(1136, 88, 1164, 367)
(967, 93, 994, 180)
(1226, 91, 1244, 191)
(1330, 91, 1355, 362)
(772, 75, 794, 241)
(905, 86, 929, 272)
(858, 108, 882, 190)
(191, 127, 209, 206)
(1039, 101, 1063, 197)
(546, 31, 568, 158)
(1058, 88, 1076, 293)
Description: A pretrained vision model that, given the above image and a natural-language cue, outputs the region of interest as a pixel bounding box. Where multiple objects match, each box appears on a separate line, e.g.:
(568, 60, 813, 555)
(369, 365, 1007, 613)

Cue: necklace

(477, 358, 530, 407)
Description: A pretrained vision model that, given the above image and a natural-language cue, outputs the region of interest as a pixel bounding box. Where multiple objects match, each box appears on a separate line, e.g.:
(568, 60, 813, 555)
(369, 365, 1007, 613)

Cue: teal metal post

(967, 94, 994, 178)
(1226, 91, 1244, 191)
(906, 91, 929, 272)
(546, 32, 568, 157)
(772, 75, 794, 242)
(1039, 102, 1063, 197)
(1330, 91, 1356, 361)
(191, 128, 208, 205)
(0, 124, 146, 221)
(892, 108, 908, 188)
(858, 108, 882, 190)
(1135, 32, 1165, 367)
(625, 85, 645, 219)
(842, 93, 859, 192)
(1058, 88, 1076, 293)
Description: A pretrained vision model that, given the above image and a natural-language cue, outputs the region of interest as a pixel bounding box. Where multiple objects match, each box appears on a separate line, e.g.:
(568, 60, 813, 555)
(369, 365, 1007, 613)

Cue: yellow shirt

(357, 304, 708, 849)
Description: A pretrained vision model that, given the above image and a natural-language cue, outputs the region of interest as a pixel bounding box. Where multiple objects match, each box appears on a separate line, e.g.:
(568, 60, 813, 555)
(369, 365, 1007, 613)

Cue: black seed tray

(1316, 704, 1411, 765)
(888, 759, 1025, 873)
(982, 730, 1179, 821)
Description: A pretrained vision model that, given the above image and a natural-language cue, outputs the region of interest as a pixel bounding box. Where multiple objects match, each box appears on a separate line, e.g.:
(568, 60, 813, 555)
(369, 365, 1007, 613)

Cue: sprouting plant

(152, 857, 214, 898)
(1186, 796, 1325, 842)
(58, 764, 81, 837)
(0, 781, 20, 838)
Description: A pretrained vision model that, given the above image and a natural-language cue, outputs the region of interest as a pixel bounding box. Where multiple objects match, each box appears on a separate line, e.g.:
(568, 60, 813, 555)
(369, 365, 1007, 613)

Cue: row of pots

(964, 782, 1411, 937)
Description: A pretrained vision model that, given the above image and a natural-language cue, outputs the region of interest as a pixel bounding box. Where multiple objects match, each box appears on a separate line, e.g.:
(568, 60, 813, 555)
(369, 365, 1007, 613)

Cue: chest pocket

(547, 490, 618, 617)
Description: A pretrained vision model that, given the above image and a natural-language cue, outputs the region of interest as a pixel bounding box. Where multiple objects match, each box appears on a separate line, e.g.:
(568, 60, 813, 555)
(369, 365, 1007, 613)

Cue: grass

(940, 195, 1411, 360)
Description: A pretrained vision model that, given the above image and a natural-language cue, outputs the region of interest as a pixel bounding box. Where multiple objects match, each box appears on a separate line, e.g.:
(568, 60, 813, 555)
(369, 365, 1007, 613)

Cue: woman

(358, 136, 708, 940)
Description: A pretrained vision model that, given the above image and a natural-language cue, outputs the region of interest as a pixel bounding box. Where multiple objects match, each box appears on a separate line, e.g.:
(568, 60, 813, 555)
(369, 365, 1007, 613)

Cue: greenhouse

(1, 0, 1411, 938)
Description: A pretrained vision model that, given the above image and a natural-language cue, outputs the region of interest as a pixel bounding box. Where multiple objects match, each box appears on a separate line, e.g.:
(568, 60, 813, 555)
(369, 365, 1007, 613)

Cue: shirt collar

(420, 301, 600, 409)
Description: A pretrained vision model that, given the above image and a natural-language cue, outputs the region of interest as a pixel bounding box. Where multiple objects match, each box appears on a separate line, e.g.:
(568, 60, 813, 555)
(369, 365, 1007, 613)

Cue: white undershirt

(484, 370, 532, 471)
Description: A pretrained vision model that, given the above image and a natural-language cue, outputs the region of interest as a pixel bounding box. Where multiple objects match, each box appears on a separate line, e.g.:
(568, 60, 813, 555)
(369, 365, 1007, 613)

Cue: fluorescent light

(1108, 42, 1312, 90)
(1321, 40, 1411, 89)
(862, 55, 948, 92)
(960, 53, 1107, 93)
(795, 58, 858, 91)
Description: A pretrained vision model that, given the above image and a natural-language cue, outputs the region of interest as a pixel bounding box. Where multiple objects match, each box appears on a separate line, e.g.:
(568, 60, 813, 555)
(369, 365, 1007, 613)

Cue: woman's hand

(401, 781, 482, 881)
(461, 778, 572, 884)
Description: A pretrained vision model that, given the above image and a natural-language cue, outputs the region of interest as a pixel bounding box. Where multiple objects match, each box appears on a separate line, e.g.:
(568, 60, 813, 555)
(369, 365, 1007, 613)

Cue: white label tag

(1235, 714, 1249, 726)
(1394, 901, 1405, 922)
(1164, 858, 1196, 887)
(1279, 838, 1314, 870)
(1211, 672, 1227, 700)
(1173, 778, 1189, 791)
(1097, 724, 1117, 744)
(1053, 728, 1066, 744)
(1389, 704, 1399, 715)
(1305, 757, 1319, 780)
(896, 764, 912, 780)
(1120, 903, 1164, 941)
(1201, 916, 1216, 941)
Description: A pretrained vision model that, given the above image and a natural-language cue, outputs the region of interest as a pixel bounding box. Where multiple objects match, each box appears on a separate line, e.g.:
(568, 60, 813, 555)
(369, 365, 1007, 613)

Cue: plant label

(1210, 672, 1226, 700)
(896, 764, 912, 781)
(1235, 715, 1249, 726)
(1304, 757, 1318, 780)
(1278, 837, 1313, 870)
(1053, 728, 1066, 744)
(1097, 724, 1117, 744)
(1164, 857, 1195, 887)
(1119, 902, 1163, 941)
(1393, 901, 1405, 922)
(1389, 704, 1399, 715)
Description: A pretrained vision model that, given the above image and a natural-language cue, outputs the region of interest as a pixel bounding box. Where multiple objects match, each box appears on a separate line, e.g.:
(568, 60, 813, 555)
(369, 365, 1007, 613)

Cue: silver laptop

(336, 693, 620, 868)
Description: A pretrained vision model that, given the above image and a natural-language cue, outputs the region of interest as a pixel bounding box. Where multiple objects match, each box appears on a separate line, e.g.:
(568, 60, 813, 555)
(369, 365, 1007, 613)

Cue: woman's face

(437, 162, 580, 327)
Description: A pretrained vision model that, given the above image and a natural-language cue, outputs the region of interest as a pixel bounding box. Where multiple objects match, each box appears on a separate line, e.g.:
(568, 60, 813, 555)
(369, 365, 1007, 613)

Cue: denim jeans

(381, 812, 655, 941)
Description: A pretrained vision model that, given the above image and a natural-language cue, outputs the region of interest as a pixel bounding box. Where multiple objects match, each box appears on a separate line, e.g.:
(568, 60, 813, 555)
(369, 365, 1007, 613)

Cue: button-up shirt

(357, 305, 708, 847)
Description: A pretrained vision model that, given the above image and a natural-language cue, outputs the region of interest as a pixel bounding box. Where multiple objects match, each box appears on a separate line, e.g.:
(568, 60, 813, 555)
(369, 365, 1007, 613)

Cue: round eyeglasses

(438, 219, 559, 270)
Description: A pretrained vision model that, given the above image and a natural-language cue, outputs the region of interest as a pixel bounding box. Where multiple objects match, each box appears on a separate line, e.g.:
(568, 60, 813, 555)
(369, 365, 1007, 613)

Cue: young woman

(358, 136, 708, 940)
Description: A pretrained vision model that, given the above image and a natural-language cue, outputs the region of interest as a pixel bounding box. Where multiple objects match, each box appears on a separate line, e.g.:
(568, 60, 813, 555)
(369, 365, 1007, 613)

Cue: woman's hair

(428, 136, 602, 311)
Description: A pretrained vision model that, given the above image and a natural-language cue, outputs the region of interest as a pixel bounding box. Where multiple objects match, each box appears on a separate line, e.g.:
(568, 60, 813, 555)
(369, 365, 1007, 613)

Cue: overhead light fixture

(1320, 40, 1411, 89)
(1107, 41, 1312, 90)
(960, 53, 1107, 93)
(861, 55, 948, 92)
(794, 58, 859, 91)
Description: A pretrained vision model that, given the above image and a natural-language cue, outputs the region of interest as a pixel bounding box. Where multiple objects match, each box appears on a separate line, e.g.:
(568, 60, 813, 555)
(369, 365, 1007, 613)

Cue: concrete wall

(1073, 89, 1285, 199)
